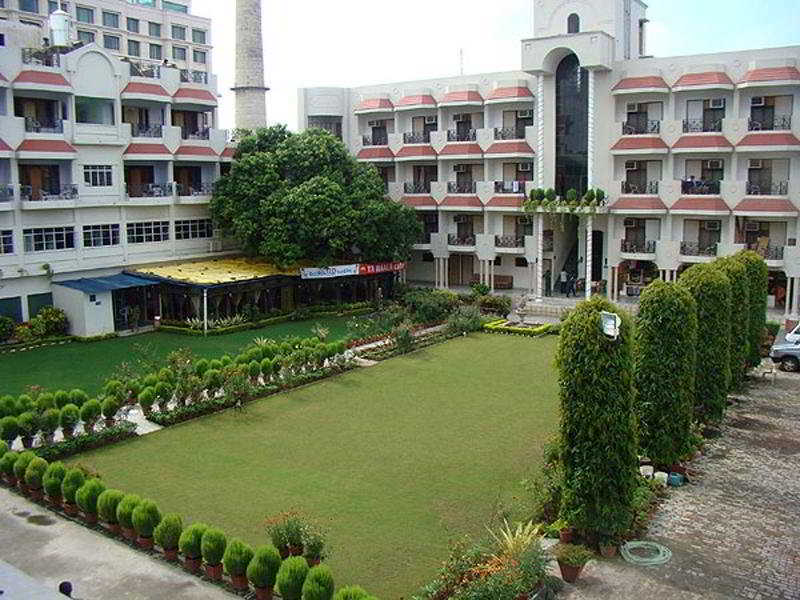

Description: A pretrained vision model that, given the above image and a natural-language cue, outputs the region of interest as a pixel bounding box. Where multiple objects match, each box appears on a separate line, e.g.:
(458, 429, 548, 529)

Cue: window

(172, 46, 186, 61)
(126, 17, 139, 33)
(567, 13, 580, 34)
(493, 256, 502, 266)
(48, 0, 59, 13)
(422, 252, 434, 263)
(192, 50, 206, 64)
(163, 1, 187, 13)
(171, 24, 185, 40)
(149, 43, 162, 60)
(148, 21, 161, 37)
(76, 6, 93, 23)
(127, 221, 170, 243)
(83, 224, 120, 247)
(103, 34, 120, 50)
(128, 39, 140, 56)
(175, 219, 213, 240)
(307, 116, 343, 140)
(191, 28, 206, 44)
(77, 30, 94, 43)
(0, 33, 5, 47)
(0, 230, 13, 255)
(102, 11, 119, 28)
(515, 257, 529, 268)
(83, 165, 113, 187)
(19, 0, 39, 14)
(23, 227, 75, 252)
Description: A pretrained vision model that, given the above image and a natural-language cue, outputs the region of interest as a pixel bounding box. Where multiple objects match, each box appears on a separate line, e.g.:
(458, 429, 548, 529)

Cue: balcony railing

(681, 179, 721, 195)
(362, 133, 388, 146)
(746, 181, 789, 196)
(180, 70, 209, 84)
(131, 124, 164, 138)
(127, 183, 174, 198)
(181, 127, 210, 140)
(21, 184, 78, 202)
(621, 180, 659, 195)
(495, 235, 524, 248)
(25, 118, 64, 134)
(417, 232, 433, 244)
(448, 234, 476, 246)
(683, 119, 723, 133)
(176, 182, 214, 196)
(0, 184, 14, 202)
(622, 120, 661, 135)
(403, 131, 430, 144)
(621, 239, 656, 254)
(129, 61, 161, 79)
(447, 129, 477, 142)
(680, 241, 717, 257)
(21, 47, 61, 67)
(404, 181, 431, 194)
(447, 181, 477, 194)
(494, 180, 527, 194)
(494, 127, 525, 140)
(746, 243, 785, 261)
(748, 115, 792, 131)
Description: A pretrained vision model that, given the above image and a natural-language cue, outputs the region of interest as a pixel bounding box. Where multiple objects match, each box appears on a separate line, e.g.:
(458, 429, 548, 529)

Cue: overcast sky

(190, 0, 800, 132)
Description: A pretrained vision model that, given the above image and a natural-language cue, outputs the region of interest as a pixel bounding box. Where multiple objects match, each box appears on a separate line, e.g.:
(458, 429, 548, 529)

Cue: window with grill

(0, 230, 13, 255)
(192, 29, 206, 44)
(193, 50, 206, 64)
(127, 17, 139, 33)
(128, 40, 140, 56)
(19, 0, 39, 14)
(127, 221, 170, 244)
(102, 11, 119, 28)
(84, 165, 113, 187)
(148, 22, 161, 37)
(172, 46, 186, 61)
(103, 34, 120, 50)
(149, 43, 162, 60)
(23, 227, 75, 252)
(76, 6, 93, 23)
(163, 1, 187, 13)
(171, 24, 186, 40)
(175, 219, 213, 240)
(77, 30, 94, 43)
(83, 224, 120, 247)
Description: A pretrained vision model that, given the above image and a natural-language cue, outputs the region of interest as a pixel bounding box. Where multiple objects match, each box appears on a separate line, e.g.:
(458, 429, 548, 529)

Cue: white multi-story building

(298, 0, 800, 321)
(0, 0, 234, 332)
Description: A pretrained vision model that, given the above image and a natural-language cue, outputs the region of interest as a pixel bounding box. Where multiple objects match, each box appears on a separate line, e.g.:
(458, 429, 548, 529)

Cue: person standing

(559, 269, 568, 294)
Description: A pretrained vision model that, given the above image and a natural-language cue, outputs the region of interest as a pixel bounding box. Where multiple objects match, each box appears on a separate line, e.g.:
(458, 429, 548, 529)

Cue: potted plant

(154, 513, 183, 561)
(303, 531, 326, 566)
(598, 537, 619, 558)
(59, 404, 80, 439)
(553, 543, 594, 583)
(23, 456, 48, 501)
(126, 379, 142, 406)
(103, 380, 125, 404)
(132, 499, 162, 549)
(247, 545, 282, 600)
(54, 391, 70, 409)
(286, 517, 305, 556)
(138, 388, 155, 418)
(69, 389, 89, 408)
(40, 409, 60, 445)
(42, 461, 66, 507)
(201, 527, 227, 580)
(154, 382, 173, 412)
(179, 522, 209, 573)
(301, 564, 334, 600)
(266, 518, 290, 558)
(75, 478, 106, 525)
(0, 451, 18, 486)
(116, 494, 142, 540)
(223, 538, 255, 590)
(97, 489, 125, 535)
(60, 468, 86, 516)
(276, 556, 310, 600)
(0, 416, 19, 449)
(13, 451, 36, 494)
(17, 412, 39, 449)
(79, 399, 102, 434)
(101, 397, 120, 428)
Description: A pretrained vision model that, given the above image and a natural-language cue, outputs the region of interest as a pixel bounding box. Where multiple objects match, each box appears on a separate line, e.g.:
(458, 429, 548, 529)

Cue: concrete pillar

(233, 0, 269, 130)
(444, 257, 449, 289)
(585, 216, 593, 299)
(586, 69, 596, 188)
(784, 275, 792, 318)
(536, 76, 545, 188)
(529, 263, 534, 294)
(490, 260, 495, 292)
(535, 213, 544, 300)
(793, 276, 800, 319)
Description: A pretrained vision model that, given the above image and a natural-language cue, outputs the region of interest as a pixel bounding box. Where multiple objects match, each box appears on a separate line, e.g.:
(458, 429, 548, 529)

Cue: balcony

(494, 180, 527, 194)
(25, 118, 64, 134)
(622, 120, 661, 135)
(417, 232, 433, 244)
(682, 119, 722, 133)
(362, 132, 388, 146)
(177, 182, 214, 196)
(405, 181, 431, 194)
(681, 179, 721, 195)
(495, 235, 524, 248)
(181, 127, 210, 140)
(746, 180, 788, 196)
(403, 131, 431, 144)
(180, 70, 209, 84)
(448, 234, 476, 246)
(21, 47, 61, 67)
(748, 115, 792, 131)
(127, 183, 174, 198)
(494, 127, 525, 140)
(621, 181, 659, 195)
(21, 184, 78, 202)
(129, 61, 161, 79)
(131, 124, 164, 138)
(447, 181, 477, 194)
(447, 129, 477, 142)
(0, 184, 14, 203)
(621, 239, 656, 254)
(747, 244, 785, 261)
(680, 241, 717, 257)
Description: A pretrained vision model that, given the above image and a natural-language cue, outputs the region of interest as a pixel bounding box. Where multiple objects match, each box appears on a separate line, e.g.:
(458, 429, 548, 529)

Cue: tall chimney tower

(233, 0, 269, 131)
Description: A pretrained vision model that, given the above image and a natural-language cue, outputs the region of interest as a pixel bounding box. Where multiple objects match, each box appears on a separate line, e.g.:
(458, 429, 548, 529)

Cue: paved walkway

(559, 370, 800, 600)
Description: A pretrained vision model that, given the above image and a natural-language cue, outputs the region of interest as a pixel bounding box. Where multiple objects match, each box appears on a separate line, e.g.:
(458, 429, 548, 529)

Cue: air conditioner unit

(453, 164, 468, 173)
(626, 102, 640, 113)
(709, 98, 725, 109)
(744, 221, 760, 232)
(751, 96, 766, 107)
(425, 115, 438, 124)
(705, 159, 723, 170)
(623, 218, 637, 228)
(516, 216, 532, 225)
(749, 159, 763, 169)
(518, 163, 532, 172)
(517, 110, 533, 119)
(625, 160, 639, 170)
(703, 220, 721, 231)
(367, 120, 382, 127)
(454, 215, 470, 224)
(453, 113, 468, 122)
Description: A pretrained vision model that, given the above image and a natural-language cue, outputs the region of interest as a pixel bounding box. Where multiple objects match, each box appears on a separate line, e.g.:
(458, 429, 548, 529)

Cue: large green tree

(734, 250, 769, 367)
(211, 126, 421, 267)
(715, 257, 749, 390)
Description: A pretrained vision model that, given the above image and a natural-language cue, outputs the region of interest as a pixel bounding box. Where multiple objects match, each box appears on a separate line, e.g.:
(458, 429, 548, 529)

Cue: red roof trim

(173, 88, 217, 103)
(124, 143, 171, 155)
(13, 70, 71, 87)
(355, 98, 394, 111)
(734, 198, 798, 213)
(0, 138, 11, 152)
(672, 135, 733, 149)
(487, 86, 533, 100)
(397, 94, 436, 107)
(486, 196, 524, 208)
(122, 82, 169, 96)
(441, 195, 482, 207)
(439, 143, 482, 156)
(485, 141, 535, 154)
(0, 73, 7, 83)
(673, 72, 733, 87)
(672, 197, 729, 212)
(221, 147, 236, 158)
(356, 146, 395, 160)
(610, 197, 667, 211)
(612, 76, 669, 91)
(611, 137, 669, 151)
(740, 66, 800, 83)
(175, 145, 218, 156)
(402, 196, 436, 207)
(736, 133, 800, 147)
(17, 139, 76, 153)
(441, 90, 483, 104)
(395, 145, 436, 158)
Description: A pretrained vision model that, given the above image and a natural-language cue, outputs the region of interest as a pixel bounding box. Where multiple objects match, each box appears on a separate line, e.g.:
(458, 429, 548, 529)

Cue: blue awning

(53, 274, 159, 295)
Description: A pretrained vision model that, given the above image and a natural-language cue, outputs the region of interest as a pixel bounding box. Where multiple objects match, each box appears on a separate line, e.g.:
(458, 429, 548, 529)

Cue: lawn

(70, 334, 561, 598)
(0, 315, 352, 397)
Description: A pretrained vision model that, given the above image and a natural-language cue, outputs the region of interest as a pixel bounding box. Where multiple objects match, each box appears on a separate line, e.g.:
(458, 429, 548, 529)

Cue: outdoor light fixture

(601, 311, 621, 341)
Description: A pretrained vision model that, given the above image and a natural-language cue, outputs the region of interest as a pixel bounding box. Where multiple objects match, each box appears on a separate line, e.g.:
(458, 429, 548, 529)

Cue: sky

(189, 0, 800, 132)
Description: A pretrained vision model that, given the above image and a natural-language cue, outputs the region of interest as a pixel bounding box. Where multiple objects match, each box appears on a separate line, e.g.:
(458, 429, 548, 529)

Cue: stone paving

(560, 368, 800, 600)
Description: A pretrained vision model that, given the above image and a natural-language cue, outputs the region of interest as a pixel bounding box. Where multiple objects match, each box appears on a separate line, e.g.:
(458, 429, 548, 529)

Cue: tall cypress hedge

(633, 280, 697, 468)
(715, 257, 749, 390)
(734, 250, 769, 367)
(678, 263, 732, 424)
(556, 296, 638, 538)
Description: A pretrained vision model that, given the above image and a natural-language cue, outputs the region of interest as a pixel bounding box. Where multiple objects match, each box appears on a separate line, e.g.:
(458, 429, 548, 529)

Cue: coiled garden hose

(620, 541, 672, 566)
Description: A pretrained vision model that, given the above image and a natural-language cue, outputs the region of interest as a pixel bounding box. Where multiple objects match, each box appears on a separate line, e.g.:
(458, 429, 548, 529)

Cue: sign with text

(358, 262, 406, 275)
(300, 264, 359, 280)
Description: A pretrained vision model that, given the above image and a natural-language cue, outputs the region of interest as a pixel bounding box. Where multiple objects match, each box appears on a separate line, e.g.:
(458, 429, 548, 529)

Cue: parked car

(785, 322, 800, 344)
(770, 340, 800, 372)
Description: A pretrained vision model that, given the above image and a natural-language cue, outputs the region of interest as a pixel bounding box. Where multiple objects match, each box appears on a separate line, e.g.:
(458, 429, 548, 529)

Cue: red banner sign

(358, 262, 406, 276)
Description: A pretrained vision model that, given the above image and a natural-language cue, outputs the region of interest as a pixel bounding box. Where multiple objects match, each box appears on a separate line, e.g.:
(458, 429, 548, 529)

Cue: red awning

(17, 139, 76, 153)
(485, 141, 534, 154)
(355, 98, 394, 111)
(221, 147, 236, 158)
(734, 198, 797, 213)
(610, 197, 667, 211)
(401, 196, 436, 207)
(736, 133, 800, 147)
(396, 94, 436, 107)
(439, 143, 482, 156)
(612, 76, 669, 91)
(486, 196, 524, 208)
(611, 137, 669, 151)
(441, 90, 483, 104)
(356, 147, 394, 160)
(672, 135, 733, 150)
(173, 88, 217, 103)
(672, 197, 729, 212)
(0, 138, 11, 152)
(441, 195, 482, 207)
(673, 72, 733, 87)
(395, 145, 436, 158)
(122, 82, 169, 96)
(487, 87, 533, 100)
(175, 145, 218, 156)
(124, 143, 171, 155)
(14, 70, 70, 86)
(740, 66, 800, 83)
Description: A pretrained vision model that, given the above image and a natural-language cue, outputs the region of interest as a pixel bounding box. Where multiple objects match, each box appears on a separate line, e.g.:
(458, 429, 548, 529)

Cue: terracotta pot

(28, 486, 43, 501)
(47, 494, 62, 508)
(18, 481, 29, 495)
(231, 573, 249, 591)
(288, 544, 303, 556)
(183, 556, 202, 573)
(63, 502, 78, 517)
(164, 548, 179, 562)
(137, 536, 154, 550)
(557, 561, 584, 583)
(104, 418, 115, 428)
(559, 528, 574, 544)
(3, 474, 17, 487)
(121, 526, 136, 540)
(279, 547, 290, 559)
(21, 437, 33, 449)
(254, 587, 274, 600)
(107, 522, 121, 536)
(205, 562, 223, 580)
(306, 557, 321, 567)
(83, 512, 98, 525)
(599, 544, 617, 558)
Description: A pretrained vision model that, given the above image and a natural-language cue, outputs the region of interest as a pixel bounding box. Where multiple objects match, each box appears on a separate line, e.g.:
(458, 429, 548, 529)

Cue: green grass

(69, 335, 560, 598)
(0, 315, 352, 396)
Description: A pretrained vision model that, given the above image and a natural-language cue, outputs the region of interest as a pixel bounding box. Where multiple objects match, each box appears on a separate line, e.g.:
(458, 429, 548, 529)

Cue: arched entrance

(555, 53, 589, 197)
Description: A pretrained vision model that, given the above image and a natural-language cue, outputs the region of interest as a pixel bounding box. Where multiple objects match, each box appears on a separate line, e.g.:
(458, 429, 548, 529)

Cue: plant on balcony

(583, 188, 596, 204)
(545, 188, 557, 202)
(715, 258, 750, 391)
(565, 189, 579, 205)
(734, 251, 769, 368)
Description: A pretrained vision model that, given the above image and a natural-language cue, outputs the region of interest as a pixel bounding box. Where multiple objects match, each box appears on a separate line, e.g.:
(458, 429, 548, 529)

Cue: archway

(555, 54, 589, 197)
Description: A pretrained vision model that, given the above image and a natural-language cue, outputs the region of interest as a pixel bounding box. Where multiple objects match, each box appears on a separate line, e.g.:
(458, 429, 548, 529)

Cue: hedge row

(481, 320, 561, 337)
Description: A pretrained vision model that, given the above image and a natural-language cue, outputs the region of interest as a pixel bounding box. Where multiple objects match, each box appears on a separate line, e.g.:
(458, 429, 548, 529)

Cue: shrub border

(481, 319, 560, 337)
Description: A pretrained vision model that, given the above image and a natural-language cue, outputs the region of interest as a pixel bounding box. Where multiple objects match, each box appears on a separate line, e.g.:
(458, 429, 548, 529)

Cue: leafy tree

(734, 250, 769, 367)
(234, 124, 292, 159)
(715, 257, 749, 390)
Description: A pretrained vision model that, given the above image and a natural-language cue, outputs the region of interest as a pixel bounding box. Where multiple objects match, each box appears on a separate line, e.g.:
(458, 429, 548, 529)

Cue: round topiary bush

(223, 538, 255, 577)
(132, 499, 162, 538)
(333, 586, 371, 600)
(54, 391, 71, 410)
(0, 315, 13, 342)
(40, 409, 60, 437)
(103, 380, 125, 403)
(154, 513, 183, 551)
(79, 399, 102, 429)
(16, 395, 34, 414)
(59, 404, 80, 435)
(194, 359, 210, 377)
(36, 393, 56, 412)
(101, 397, 120, 422)
(301, 565, 335, 600)
(556, 296, 638, 539)
(138, 388, 156, 414)
(97, 489, 125, 524)
(0, 416, 19, 444)
(247, 544, 282, 590)
(248, 360, 261, 379)
(0, 396, 17, 418)
(201, 527, 227, 565)
(142, 374, 159, 388)
(735, 250, 769, 367)
(715, 257, 749, 391)
(75, 478, 106, 515)
(13, 451, 36, 481)
(277, 556, 311, 600)
(24, 456, 48, 489)
(0, 440, 6, 456)
(43, 461, 66, 499)
(0, 451, 18, 479)
(203, 369, 223, 392)
(116, 493, 142, 529)
(633, 280, 697, 468)
(179, 522, 209, 559)
(69, 389, 89, 408)
(17, 411, 39, 442)
(61, 468, 86, 504)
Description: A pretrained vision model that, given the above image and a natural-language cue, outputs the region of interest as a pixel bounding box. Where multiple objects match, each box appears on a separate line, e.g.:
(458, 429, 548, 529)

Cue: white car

(786, 322, 800, 344)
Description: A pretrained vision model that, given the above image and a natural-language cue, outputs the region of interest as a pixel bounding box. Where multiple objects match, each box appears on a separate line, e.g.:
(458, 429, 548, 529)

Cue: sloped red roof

(395, 145, 436, 158)
(122, 82, 169, 96)
(355, 98, 394, 111)
(221, 147, 236, 158)
(487, 86, 533, 100)
(439, 143, 482, 156)
(175, 145, 218, 156)
(17, 139, 76, 153)
(612, 76, 669, 91)
(356, 147, 394, 160)
(610, 197, 667, 211)
(672, 197, 729, 212)
(396, 94, 436, 107)
(441, 195, 482, 207)
(673, 72, 733, 87)
(485, 141, 535, 154)
(736, 133, 800, 147)
(486, 196, 524, 208)
(124, 143, 171, 155)
(740, 66, 800, 83)
(402, 196, 436, 207)
(672, 135, 733, 150)
(173, 88, 217, 103)
(611, 137, 669, 151)
(0, 139, 11, 152)
(14, 70, 70, 87)
(734, 198, 797, 213)
(0, 73, 7, 82)
(441, 90, 483, 104)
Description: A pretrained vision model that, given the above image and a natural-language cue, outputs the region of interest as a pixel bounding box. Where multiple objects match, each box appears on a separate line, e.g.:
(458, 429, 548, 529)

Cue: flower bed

(482, 319, 561, 337)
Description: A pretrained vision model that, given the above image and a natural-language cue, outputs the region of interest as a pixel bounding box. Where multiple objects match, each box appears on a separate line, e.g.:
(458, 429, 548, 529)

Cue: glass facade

(555, 53, 588, 196)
